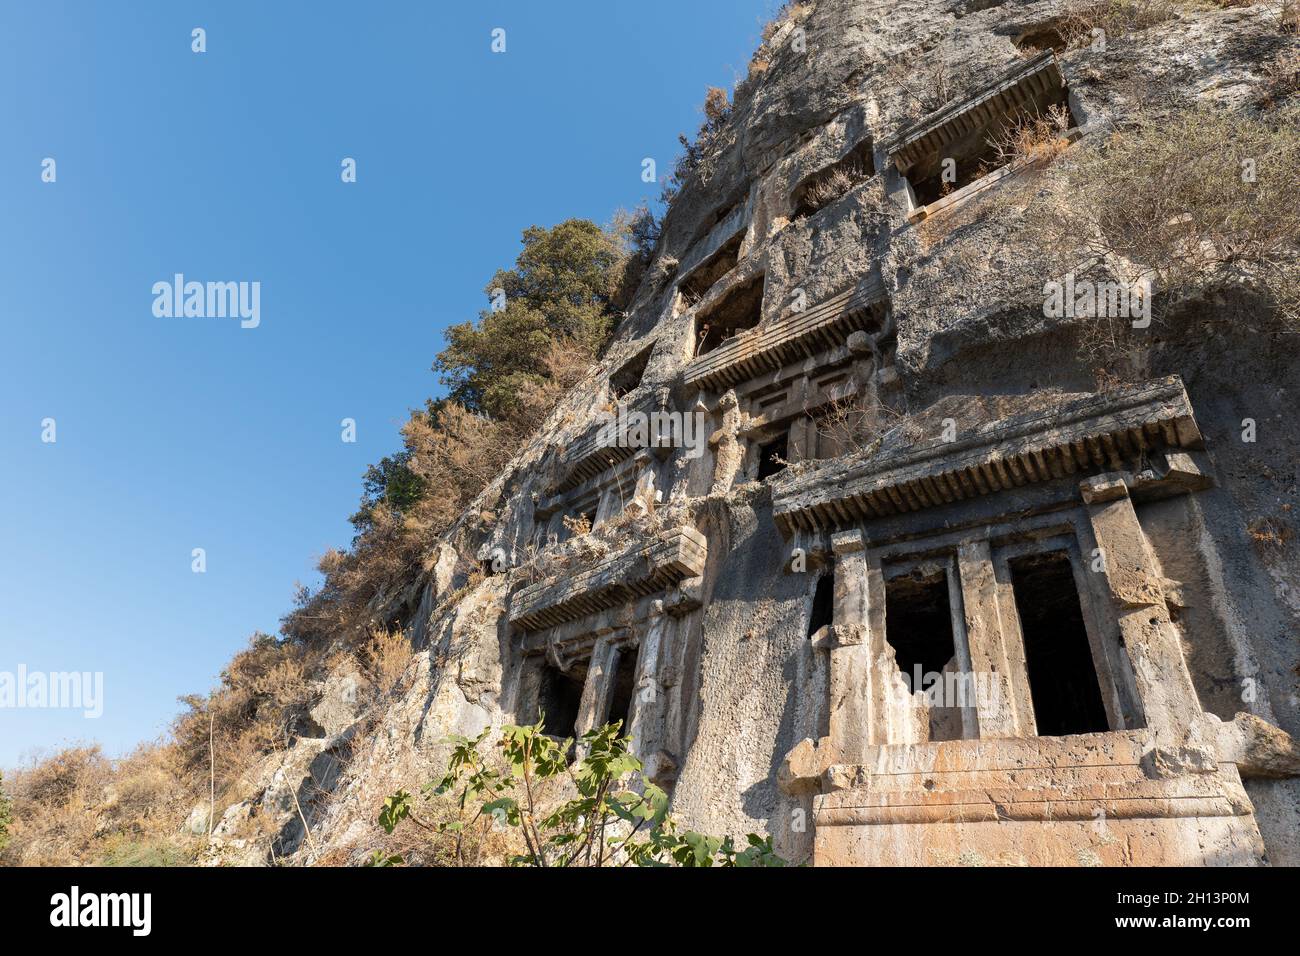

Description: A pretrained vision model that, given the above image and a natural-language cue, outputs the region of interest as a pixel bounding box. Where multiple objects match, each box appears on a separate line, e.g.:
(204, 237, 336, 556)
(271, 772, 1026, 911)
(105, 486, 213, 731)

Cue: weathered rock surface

(205, 0, 1300, 866)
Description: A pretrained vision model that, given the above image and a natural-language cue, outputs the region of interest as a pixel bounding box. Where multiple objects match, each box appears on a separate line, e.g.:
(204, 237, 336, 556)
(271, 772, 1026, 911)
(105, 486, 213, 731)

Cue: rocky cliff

(200, 0, 1300, 866)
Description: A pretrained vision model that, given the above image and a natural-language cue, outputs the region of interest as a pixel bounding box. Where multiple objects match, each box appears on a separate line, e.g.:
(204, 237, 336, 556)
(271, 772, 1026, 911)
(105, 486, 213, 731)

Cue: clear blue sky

(0, 0, 775, 768)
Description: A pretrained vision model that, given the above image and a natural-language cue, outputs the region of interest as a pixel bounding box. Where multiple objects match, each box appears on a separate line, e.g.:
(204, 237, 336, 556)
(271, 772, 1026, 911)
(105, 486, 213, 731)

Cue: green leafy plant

(376, 721, 786, 868)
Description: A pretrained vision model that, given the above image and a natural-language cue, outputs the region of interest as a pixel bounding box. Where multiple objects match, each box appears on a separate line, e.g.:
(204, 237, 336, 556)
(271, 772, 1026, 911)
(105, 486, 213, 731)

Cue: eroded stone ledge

(772, 376, 1204, 534)
(509, 524, 707, 632)
(682, 279, 887, 392)
(554, 387, 670, 492)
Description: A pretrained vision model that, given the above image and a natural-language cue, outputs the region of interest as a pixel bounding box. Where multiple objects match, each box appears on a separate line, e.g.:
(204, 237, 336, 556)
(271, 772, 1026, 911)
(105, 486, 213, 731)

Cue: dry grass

(358, 629, 415, 699)
(2, 743, 196, 867)
(561, 512, 593, 538)
(1248, 515, 1294, 550)
(795, 156, 874, 217)
(987, 103, 1073, 169)
(1258, 46, 1300, 110)
(1057, 0, 1180, 47)
(2, 624, 423, 866)
(1024, 102, 1300, 370)
(813, 394, 916, 460)
(172, 635, 316, 805)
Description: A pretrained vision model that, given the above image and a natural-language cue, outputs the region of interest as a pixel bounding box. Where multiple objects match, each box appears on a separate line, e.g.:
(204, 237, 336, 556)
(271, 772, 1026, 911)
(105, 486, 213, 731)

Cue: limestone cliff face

(211, 0, 1300, 866)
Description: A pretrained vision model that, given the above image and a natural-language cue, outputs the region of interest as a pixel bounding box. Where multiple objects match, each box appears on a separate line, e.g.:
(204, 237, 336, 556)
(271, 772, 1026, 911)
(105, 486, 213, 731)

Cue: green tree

(376, 721, 786, 867)
(434, 219, 624, 420)
(349, 449, 425, 534)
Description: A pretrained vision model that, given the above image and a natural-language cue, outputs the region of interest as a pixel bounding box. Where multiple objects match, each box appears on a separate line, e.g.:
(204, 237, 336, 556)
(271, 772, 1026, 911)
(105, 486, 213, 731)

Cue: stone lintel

(811, 727, 1258, 833)
(773, 376, 1203, 535)
(552, 387, 670, 493)
(888, 52, 1063, 174)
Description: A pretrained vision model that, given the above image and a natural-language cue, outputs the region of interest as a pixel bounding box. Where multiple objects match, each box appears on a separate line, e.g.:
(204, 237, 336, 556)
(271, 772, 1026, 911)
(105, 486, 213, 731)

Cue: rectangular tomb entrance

(774, 377, 1281, 865)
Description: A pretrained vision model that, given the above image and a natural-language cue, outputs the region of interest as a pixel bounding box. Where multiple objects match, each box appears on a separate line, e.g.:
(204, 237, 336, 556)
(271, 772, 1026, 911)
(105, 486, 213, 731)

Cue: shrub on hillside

(1025, 103, 1300, 364)
(0, 743, 194, 867)
(435, 218, 625, 421)
(0, 770, 11, 853)
(172, 633, 315, 804)
(374, 721, 787, 868)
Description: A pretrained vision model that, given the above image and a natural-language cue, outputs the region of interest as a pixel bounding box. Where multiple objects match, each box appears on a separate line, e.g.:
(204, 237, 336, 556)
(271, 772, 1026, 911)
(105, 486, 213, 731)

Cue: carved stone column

(957, 540, 1034, 738)
(626, 601, 677, 786)
(575, 636, 618, 736)
(1081, 475, 1200, 741)
(708, 391, 743, 494)
(825, 531, 872, 763)
(825, 530, 923, 762)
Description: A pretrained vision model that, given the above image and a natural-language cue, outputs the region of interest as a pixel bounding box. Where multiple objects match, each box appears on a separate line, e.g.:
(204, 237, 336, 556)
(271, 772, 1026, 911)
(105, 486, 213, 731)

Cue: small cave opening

(1009, 551, 1110, 737)
(1014, 23, 1068, 54)
(604, 648, 639, 734)
(791, 138, 876, 219)
(694, 273, 764, 355)
(538, 664, 585, 739)
(679, 233, 743, 306)
(610, 345, 653, 400)
(807, 572, 835, 637)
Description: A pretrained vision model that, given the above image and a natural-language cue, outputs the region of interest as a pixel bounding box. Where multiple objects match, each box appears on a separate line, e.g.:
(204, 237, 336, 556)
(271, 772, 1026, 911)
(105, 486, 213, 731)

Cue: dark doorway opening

(884, 570, 963, 741)
(905, 89, 1076, 206)
(1009, 551, 1110, 737)
(757, 431, 788, 480)
(604, 648, 639, 734)
(884, 572, 956, 691)
(808, 573, 835, 637)
(538, 665, 584, 738)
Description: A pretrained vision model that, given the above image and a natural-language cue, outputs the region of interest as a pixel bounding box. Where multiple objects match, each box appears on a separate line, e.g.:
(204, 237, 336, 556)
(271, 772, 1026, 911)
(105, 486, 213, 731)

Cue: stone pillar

(825, 530, 923, 761)
(633, 461, 657, 506)
(1081, 476, 1201, 741)
(944, 561, 981, 740)
(787, 417, 816, 463)
(593, 486, 618, 527)
(957, 541, 1034, 738)
(575, 637, 618, 735)
(825, 531, 871, 763)
(708, 391, 744, 494)
(626, 601, 677, 785)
